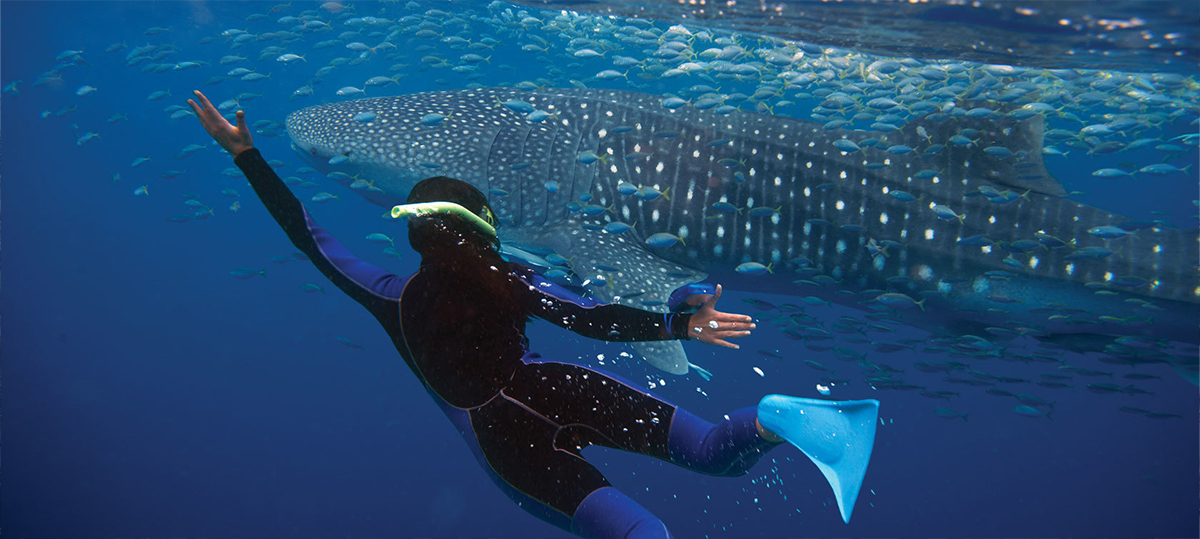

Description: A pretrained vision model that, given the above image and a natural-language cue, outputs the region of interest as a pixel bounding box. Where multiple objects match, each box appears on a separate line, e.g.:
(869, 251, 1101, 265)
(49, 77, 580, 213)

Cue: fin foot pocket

(757, 395, 880, 524)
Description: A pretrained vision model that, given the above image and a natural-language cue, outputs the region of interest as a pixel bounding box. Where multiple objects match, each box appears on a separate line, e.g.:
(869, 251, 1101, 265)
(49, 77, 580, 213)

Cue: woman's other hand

(687, 284, 755, 349)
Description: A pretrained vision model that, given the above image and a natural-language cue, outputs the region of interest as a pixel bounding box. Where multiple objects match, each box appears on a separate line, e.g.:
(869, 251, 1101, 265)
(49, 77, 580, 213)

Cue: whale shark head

(285, 98, 446, 201)
(285, 109, 347, 173)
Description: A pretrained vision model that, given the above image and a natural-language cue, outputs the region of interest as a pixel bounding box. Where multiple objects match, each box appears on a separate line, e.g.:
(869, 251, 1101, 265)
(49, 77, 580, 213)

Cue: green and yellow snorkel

(390, 201, 497, 238)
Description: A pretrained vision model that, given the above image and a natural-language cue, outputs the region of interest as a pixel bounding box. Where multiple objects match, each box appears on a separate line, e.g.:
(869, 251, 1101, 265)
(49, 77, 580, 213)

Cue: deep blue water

(3, 2, 1198, 538)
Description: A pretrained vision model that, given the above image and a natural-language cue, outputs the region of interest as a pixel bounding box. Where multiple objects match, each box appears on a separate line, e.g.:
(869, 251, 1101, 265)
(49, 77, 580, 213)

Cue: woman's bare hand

(187, 90, 253, 156)
(686, 284, 755, 349)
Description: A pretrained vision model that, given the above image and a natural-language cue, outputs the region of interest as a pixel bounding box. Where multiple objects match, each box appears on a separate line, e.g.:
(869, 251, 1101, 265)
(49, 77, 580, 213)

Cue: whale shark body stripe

(287, 88, 1199, 354)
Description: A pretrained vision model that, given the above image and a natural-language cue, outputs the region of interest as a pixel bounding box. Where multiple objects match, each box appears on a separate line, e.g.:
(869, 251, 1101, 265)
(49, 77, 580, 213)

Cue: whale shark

(286, 87, 1199, 375)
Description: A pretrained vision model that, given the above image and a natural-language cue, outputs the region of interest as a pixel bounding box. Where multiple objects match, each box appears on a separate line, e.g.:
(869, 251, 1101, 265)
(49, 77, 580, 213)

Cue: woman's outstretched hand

(686, 284, 755, 349)
(187, 90, 254, 156)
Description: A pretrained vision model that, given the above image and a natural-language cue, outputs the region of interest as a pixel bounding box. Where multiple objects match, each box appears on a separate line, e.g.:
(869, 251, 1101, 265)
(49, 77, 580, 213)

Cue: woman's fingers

(711, 337, 740, 350)
(189, 92, 218, 127)
(715, 328, 752, 338)
(698, 325, 752, 349)
(709, 321, 753, 331)
(717, 312, 753, 322)
(711, 313, 754, 328)
(188, 99, 217, 135)
(192, 91, 226, 125)
(191, 91, 210, 118)
(194, 90, 216, 114)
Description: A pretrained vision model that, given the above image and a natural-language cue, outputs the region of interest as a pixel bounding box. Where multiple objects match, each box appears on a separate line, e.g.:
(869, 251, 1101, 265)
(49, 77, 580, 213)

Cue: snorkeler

(188, 90, 880, 539)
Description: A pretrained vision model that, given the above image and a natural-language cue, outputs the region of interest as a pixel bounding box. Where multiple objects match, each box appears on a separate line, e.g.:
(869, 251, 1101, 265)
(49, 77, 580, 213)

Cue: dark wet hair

(406, 176, 500, 257)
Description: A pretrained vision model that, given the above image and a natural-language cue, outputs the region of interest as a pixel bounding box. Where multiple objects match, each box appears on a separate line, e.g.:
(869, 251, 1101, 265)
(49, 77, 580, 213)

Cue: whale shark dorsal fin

(501, 220, 706, 375)
(939, 112, 1065, 197)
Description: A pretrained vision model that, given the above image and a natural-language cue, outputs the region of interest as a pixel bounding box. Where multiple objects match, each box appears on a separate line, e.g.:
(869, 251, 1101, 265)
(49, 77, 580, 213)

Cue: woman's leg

(665, 405, 783, 476)
(571, 487, 671, 539)
(505, 360, 782, 477)
(442, 389, 671, 539)
(432, 360, 782, 538)
(493, 360, 880, 527)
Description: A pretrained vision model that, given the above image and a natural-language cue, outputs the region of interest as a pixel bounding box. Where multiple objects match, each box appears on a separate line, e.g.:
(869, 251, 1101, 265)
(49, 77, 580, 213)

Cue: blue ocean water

(2, 2, 1197, 538)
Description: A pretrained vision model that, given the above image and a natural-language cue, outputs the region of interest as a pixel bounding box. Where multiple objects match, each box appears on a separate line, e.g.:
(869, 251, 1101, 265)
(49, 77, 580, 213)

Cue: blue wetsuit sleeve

(523, 274, 693, 341)
(234, 148, 403, 322)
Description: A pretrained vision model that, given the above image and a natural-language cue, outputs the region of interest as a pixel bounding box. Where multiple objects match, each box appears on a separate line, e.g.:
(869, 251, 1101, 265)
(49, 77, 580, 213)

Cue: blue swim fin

(757, 395, 880, 524)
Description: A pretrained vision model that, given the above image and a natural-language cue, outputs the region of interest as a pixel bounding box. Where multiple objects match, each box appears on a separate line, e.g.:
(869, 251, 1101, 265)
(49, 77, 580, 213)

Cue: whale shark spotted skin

(287, 87, 1199, 372)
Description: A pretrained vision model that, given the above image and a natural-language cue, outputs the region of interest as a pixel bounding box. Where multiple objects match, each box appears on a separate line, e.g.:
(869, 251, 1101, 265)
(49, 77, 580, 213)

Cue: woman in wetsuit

(189, 90, 879, 538)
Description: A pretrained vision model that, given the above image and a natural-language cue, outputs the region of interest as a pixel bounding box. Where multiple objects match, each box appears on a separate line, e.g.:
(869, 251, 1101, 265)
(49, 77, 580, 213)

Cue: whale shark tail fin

(757, 395, 880, 524)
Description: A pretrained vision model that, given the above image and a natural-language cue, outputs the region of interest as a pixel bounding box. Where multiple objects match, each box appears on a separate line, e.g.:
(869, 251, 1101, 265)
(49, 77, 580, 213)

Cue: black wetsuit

(236, 148, 780, 539)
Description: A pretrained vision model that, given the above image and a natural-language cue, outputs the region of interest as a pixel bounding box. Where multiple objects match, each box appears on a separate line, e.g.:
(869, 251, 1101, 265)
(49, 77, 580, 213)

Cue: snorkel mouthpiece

(390, 201, 497, 237)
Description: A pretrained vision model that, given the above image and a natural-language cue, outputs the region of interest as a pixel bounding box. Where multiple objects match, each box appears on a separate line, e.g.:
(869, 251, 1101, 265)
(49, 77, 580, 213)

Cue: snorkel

(391, 201, 497, 238)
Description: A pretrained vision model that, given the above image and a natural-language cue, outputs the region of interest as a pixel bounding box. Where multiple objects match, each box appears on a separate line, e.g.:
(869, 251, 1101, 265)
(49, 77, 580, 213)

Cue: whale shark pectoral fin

(499, 220, 707, 376)
(558, 225, 705, 376)
(628, 341, 689, 375)
(757, 395, 880, 524)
